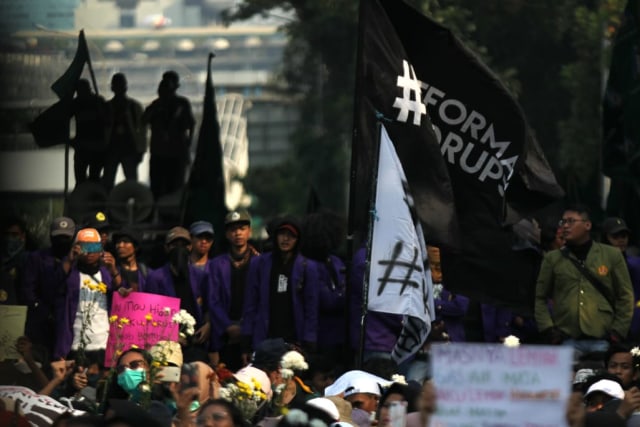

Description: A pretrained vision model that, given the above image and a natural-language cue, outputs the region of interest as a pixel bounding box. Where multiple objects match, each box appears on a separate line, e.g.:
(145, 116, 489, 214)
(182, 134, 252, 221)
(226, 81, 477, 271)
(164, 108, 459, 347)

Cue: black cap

(252, 338, 290, 371)
(602, 217, 631, 235)
(111, 227, 141, 247)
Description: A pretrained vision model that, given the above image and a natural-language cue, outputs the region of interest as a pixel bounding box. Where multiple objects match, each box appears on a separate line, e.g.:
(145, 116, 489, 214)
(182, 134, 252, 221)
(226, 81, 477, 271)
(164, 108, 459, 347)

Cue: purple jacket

(349, 247, 403, 353)
(207, 253, 258, 351)
(626, 254, 640, 338)
(22, 249, 67, 344)
(480, 303, 513, 343)
(141, 264, 209, 327)
(54, 265, 115, 359)
(317, 255, 347, 347)
(434, 289, 469, 342)
(241, 252, 320, 348)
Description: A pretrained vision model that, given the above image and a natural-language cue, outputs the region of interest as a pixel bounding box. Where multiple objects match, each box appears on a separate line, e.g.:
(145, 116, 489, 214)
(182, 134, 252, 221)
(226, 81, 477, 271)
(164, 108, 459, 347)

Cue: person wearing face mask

(104, 347, 153, 405)
(21, 216, 77, 358)
(142, 226, 212, 363)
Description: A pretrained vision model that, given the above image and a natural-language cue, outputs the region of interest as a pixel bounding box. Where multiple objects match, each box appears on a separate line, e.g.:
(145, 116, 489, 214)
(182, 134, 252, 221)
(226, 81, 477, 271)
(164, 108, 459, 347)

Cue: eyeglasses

(558, 218, 587, 226)
(116, 359, 146, 374)
(197, 412, 230, 424)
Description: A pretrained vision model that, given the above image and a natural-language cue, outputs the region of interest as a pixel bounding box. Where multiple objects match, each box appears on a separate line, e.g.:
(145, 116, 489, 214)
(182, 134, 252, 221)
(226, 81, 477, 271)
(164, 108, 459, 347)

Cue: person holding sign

(142, 227, 211, 364)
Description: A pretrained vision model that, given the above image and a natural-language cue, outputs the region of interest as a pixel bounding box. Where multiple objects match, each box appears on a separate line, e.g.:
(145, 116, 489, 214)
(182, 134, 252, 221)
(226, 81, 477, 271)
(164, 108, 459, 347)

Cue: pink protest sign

(104, 292, 181, 366)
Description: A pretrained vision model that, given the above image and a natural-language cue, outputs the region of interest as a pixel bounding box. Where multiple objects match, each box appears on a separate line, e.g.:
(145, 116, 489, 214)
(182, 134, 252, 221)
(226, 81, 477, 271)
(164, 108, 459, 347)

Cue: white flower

(391, 374, 407, 385)
(281, 351, 308, 371)
(163, 307, 172, 314)
(219, 387, 231, 400)
(281, 368, 294, 380)
(632, 347, 640, 357)
(172, 309, 196, 336)
(504, 335, 520, 348)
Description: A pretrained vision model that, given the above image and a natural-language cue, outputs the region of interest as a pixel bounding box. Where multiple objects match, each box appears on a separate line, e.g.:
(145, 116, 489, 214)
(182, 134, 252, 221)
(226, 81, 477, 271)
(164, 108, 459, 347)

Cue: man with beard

(241, 216, 321, 360)
(207, 211, 260, 369)
(142, 226, 211, 363)
(54, 228, 118, 363)
(21, 217, 76, 356)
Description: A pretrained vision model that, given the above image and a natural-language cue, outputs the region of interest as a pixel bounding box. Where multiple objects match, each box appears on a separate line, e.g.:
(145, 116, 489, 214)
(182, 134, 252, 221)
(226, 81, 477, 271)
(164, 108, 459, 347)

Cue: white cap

(324, 370, 390, 397)
(585, 379, 624, 400)
(307, 397, 340, 421)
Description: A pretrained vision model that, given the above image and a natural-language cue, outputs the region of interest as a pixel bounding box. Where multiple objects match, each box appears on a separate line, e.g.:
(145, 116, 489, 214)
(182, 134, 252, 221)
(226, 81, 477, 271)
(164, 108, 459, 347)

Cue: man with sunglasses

(534, 205, 634, 355)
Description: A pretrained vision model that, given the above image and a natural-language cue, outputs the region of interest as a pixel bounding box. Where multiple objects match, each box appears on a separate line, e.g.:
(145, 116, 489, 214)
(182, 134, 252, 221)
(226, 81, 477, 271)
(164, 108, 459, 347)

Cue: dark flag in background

(356, 0, 563, 313)
(352, 0, 459, 250)
(51, 29, 90, 99)
(181, 53, 228, 234)
(602, 0, 640, 243)
(29, 30, 90, 148)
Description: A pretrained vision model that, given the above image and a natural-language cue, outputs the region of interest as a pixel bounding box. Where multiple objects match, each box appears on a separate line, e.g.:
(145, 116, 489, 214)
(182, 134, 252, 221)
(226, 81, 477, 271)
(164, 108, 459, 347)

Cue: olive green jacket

(534, 242, 634, 339)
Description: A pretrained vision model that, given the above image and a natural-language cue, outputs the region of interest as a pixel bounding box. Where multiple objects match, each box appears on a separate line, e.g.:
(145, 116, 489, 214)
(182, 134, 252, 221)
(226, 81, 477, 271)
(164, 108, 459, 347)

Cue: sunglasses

(197, 412, 230, 423)
(116, 359, 146, 374)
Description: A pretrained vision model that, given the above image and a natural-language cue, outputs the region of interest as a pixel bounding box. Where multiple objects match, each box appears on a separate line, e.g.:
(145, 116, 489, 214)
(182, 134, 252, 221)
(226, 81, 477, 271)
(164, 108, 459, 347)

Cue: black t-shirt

(267, 255, 295, 342)
(229, 261, 250, 322)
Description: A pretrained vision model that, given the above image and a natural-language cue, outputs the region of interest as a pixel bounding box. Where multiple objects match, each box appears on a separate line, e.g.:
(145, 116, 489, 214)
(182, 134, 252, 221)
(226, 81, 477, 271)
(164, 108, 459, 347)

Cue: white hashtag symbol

(393, 60, 426, 126)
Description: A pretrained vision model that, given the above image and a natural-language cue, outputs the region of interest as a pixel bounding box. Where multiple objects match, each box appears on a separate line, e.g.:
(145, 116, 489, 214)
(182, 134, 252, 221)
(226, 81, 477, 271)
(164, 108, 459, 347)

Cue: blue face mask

(165, 399, 200, 414)
(117, 369, 146, 393)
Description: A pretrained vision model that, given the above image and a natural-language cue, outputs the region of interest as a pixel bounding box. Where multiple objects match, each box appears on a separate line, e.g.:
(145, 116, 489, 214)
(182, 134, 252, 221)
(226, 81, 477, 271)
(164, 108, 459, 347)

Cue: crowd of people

(0, 202, 639, 426)
(70, 70, 195, 200)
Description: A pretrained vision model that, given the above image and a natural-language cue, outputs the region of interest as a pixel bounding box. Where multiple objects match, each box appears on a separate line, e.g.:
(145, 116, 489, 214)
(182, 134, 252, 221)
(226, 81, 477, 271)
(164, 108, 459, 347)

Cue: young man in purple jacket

(241, 217, 321, 361)
(207, 211, 260, 370)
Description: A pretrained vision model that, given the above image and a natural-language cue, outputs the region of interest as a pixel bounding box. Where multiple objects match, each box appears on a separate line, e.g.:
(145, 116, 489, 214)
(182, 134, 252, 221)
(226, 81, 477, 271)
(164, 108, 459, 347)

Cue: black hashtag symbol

(377, 241, 423, 296)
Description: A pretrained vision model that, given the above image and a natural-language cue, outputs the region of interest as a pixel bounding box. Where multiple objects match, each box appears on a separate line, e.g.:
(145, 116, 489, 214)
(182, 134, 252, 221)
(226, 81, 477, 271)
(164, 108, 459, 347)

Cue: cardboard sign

(104, 292, 180, 366)
(431, 343, 573, 426)
(0, 305, 27, 360)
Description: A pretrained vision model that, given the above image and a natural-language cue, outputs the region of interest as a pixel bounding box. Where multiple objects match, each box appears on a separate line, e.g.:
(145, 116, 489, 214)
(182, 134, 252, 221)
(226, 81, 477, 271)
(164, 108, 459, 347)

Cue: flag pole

(346, 0, 369, 368)
(357, 120, 383, 369)
(81, 30, 99, 96)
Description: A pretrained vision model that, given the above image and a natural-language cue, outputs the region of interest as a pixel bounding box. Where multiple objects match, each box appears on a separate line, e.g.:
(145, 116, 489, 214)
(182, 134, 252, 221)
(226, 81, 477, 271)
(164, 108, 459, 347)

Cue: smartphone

(388, 401, 407, 427)
(180, 362, 199, 389)
(159, 365, 181, 383)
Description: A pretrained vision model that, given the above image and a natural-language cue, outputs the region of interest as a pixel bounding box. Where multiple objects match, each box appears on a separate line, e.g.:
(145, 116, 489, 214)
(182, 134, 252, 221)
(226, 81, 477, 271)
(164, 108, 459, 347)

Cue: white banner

(431, 343, 573, 426)
(0, 386, 85, 426)
(367, 124, 434, 363)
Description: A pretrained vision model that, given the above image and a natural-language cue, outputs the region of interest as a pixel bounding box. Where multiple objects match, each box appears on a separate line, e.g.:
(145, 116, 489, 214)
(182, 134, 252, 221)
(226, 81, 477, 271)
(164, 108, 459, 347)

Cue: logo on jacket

(597, 265, 608, 276)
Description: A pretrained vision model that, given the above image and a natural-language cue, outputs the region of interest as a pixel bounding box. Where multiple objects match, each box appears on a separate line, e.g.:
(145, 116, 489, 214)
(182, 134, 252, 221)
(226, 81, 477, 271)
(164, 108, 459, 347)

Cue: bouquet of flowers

(218, 372, 268, 422)
(172, 309, 196, 340)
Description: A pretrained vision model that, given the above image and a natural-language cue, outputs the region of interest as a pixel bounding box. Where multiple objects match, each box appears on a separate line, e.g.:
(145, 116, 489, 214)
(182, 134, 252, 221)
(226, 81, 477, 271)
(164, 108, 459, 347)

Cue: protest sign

(0, 305, 27, 360)
(104, 292, 180, 366)
(431, 343, 573, 426)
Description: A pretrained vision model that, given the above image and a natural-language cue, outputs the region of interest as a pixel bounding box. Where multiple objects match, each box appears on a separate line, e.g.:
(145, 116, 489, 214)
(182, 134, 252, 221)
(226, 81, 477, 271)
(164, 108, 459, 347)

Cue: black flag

(352, 0, 459, 250)
(181, 53, 228, 234)
(358, 0, 564, 312)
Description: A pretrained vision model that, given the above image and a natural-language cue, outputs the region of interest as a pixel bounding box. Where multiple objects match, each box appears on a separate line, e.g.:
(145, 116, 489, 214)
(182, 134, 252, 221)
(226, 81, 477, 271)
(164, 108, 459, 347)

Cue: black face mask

(51, 236, 72, 259)
(168, 246, 190, 279)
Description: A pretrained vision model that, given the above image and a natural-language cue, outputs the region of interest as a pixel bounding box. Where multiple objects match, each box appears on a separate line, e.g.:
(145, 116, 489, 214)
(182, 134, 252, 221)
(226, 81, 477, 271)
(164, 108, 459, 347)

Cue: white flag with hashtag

(368, 124, 434, 364)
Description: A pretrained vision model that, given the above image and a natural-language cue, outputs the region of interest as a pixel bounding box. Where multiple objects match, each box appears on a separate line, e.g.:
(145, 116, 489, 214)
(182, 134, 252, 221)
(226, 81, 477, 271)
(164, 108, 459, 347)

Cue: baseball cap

(602, 217, 631, 235)
(307, 398, 340, 422)
(189, 221, 214, 237)
(112, 227, 141, 247)
(75, 228, 102, 253)
(165, 226, 191, 245)
(325, 370, 388, 397)
(585, 379, 624, 400)
(85, 211, 111, 232)
(50, 216, 76, 237)
(225, 210, 251, 226)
